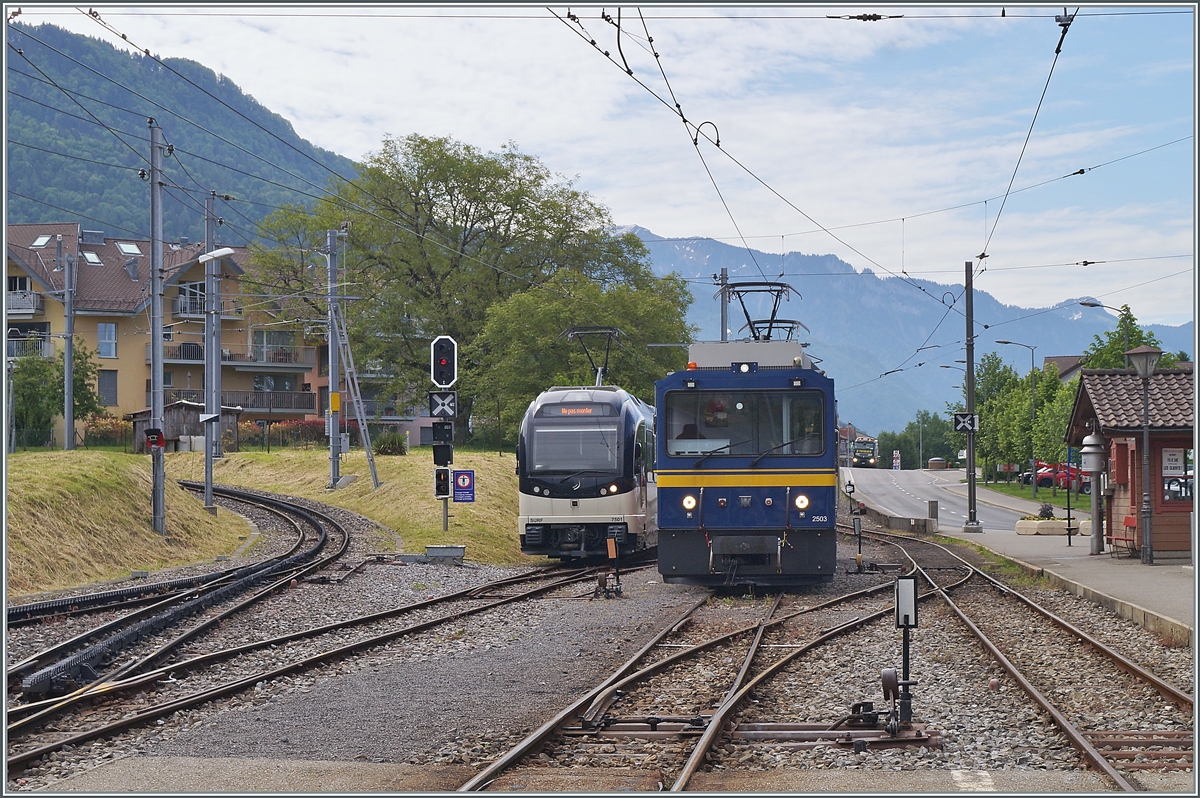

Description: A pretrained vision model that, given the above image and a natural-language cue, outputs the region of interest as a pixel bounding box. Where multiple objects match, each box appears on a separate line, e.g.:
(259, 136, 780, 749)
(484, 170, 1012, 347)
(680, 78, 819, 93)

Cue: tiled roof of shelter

(7, 223, 247, 314)
(1077, 367, 1194, 434)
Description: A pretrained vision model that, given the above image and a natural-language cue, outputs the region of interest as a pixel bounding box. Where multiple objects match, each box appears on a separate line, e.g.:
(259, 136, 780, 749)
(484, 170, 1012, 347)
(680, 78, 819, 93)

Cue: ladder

(332, 302, 381, 488)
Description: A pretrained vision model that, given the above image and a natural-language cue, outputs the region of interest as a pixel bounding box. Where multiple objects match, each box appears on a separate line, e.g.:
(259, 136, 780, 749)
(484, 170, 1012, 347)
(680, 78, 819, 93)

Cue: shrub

(84, 415, 132, 446)
(373, 430, 409, 455)
(1038, 502, 1056, 520)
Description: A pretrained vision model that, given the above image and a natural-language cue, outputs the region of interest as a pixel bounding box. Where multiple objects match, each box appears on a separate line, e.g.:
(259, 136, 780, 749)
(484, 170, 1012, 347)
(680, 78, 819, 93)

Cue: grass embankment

(977, 480, 1091, 513)
(7, 447, 529, 599)
(166, 445, 529, 565)
(5, 451, 251, 599)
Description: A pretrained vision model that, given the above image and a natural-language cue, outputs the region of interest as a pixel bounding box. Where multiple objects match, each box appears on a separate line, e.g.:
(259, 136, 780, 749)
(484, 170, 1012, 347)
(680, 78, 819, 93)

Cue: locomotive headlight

(682, 494, 697, 510)
(600, 487, 608, 495)
(794, 493, 810, 510)
(609, 483, 619, 494)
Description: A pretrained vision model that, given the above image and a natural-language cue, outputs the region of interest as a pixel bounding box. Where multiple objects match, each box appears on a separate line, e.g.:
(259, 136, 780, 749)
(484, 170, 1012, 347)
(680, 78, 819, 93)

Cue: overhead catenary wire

(630, 9, 766, 280)
(978, 7, 1079, 262)
(70, 10, 613, 305)
(551, 7, 966, 313)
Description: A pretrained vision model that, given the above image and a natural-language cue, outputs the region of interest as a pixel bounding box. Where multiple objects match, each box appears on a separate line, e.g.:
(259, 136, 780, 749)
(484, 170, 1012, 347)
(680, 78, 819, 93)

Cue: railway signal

(431, 335, 457, 388)
(434, 467, 451, 499)
(431, 421, 454, 443)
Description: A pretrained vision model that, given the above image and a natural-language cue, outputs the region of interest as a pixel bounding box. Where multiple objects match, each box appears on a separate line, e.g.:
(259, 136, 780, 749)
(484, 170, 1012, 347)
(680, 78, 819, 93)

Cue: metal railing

(6, 338, 54, 359)
(221, 390, 316, 411)
(6, 292, 44, 315)
(147, 344, 317, 367)
(152, 389, 317, 411)
(171, 296, 244, 317)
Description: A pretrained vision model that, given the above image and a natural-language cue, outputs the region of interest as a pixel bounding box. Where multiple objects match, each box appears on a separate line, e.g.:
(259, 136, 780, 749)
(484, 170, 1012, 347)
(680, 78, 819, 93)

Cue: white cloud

(17, 3, 1196, 325)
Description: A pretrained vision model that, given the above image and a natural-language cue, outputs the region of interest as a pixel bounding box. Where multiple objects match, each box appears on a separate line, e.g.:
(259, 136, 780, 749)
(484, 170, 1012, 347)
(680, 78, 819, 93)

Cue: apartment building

(6, 222, 317, 445)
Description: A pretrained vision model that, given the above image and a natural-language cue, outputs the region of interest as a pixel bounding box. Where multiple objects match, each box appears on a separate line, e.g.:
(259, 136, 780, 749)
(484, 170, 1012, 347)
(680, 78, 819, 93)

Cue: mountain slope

(6, 22, 356, 244)
(630, 227, 1192, 435)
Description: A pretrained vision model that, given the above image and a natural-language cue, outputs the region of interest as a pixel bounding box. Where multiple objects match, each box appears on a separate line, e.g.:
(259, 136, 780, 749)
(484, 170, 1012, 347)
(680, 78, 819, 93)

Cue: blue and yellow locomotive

(654, 285, 837, 586)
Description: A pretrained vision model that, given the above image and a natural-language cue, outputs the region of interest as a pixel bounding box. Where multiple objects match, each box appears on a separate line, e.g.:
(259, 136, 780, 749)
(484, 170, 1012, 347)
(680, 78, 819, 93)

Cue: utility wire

(979, 7, 1079, 261)
(10, 26, 579, 301)
(6, 41, 150, 168)
(630, 8, 765, 279)
(551, 8, 959, 310)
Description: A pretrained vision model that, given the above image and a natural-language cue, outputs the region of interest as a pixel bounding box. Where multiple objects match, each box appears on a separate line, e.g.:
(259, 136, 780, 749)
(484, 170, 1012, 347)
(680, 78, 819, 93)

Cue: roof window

(82, 251, 102, 265)
(31, 235, 52, 248)
(117, 242, 142, 256)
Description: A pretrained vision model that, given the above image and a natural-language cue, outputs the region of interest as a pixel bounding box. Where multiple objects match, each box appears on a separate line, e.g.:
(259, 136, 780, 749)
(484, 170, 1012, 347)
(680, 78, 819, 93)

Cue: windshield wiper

(749, 437, 816, 467)
(555, 469, 613, 484)
(692, 440, 749, 468)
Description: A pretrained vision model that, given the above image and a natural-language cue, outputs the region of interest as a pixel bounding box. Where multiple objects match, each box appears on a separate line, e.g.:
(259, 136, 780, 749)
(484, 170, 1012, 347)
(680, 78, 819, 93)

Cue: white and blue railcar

(516, 385, 657, 559)
(655, 339, 837, 586)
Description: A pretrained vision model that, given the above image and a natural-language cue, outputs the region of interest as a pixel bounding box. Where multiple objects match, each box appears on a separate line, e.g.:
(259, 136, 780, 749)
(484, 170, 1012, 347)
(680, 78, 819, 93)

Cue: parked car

(1021, 461, 1091, 492)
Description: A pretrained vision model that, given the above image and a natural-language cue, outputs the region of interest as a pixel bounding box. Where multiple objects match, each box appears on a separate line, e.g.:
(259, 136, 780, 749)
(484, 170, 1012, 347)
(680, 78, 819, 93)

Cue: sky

(10, 3, 1198, 327)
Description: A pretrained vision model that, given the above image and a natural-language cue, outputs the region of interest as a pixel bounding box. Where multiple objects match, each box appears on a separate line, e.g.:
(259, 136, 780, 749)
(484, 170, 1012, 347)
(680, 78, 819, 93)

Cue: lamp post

(996, 340, 1037, 499)
(198, 246, 235, 514)
(1080, 301, 1130, 367)
(1126, 345, 1162, 565)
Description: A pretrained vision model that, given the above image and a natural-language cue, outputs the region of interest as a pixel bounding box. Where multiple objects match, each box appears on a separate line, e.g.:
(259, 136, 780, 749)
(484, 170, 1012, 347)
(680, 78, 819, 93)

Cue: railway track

(888, 530, 1193, 786)
(6, 485, 634, 776)
(6, 503, 1191, 793)
(455, 525, 1192, 792)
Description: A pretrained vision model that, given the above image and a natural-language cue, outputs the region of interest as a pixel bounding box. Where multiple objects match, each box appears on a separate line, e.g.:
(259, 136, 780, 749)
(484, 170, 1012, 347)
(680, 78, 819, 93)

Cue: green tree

(470, 269, 694, 446)
(1032, 376, 1079, 493)
(56, 340, 106, 426)
(10, 355, 59, 432)
(946, 352, 1020, 480)
(1081, 305, 1178, 369)
(877, 410, 954, 470)
(244, 134, 670, 430)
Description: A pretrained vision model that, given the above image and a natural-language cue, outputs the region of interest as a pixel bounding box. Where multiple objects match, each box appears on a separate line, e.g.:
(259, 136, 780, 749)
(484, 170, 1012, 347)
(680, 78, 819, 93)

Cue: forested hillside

(6, 22, 356, 243)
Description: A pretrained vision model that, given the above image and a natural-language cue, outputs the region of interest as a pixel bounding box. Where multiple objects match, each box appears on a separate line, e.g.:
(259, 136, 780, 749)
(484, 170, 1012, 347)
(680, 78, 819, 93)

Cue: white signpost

(892, 450, 901, 470)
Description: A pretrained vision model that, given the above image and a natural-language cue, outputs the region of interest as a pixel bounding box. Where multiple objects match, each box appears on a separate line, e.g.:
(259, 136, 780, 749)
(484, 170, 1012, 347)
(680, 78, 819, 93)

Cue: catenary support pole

(60, 235, 75, 450)
(962, 261, 982, 533)
(204, 193, 217, 512)
(327, 229, 340, 489)
(150, 120, 166, 534)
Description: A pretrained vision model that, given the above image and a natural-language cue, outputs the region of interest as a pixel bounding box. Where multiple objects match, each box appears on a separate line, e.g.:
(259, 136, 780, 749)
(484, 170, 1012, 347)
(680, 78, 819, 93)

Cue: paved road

(842, 467, 1089, 532)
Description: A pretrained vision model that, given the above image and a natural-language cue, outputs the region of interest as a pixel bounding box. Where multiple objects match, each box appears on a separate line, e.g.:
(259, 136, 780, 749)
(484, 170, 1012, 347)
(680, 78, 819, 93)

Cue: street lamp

(996, 340, 1038, 498)
(1080, 301, 1130, 367)
(198, 247, 235, 514)
(1126, 345, 1162, 565)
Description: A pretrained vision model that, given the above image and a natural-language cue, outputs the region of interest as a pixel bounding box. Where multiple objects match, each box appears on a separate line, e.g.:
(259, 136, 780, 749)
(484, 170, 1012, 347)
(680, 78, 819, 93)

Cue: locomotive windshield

(664, 389, 824, 457)
(527, 421, 621, 474)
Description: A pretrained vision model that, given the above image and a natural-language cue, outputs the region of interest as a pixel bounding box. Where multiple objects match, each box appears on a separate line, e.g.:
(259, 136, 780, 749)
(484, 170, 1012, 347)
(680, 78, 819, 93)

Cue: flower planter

(1015, 519, 1070, 535)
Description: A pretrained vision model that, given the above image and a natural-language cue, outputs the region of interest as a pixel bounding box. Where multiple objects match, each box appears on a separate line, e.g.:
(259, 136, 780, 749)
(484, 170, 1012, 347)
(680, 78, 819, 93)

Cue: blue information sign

(452, 469, 475, 503)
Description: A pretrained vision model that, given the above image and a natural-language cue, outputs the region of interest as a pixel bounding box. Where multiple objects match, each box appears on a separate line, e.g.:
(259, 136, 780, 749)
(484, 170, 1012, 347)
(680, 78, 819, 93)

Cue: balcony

(154, 389, 317, 412)
(171, 295, 244, 319)
(6, 292, 44, 316)
(147, 344, 317, 368)
(6, 337, 54, 359)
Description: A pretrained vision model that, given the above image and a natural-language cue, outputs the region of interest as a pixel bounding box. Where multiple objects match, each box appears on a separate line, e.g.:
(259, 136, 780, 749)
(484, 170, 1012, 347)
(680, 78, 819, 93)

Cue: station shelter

(1066, 364, 1194, 559)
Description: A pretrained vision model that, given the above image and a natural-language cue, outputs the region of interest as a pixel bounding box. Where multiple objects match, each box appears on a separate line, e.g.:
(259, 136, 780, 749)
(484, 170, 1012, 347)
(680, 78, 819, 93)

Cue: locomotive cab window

(528, 403, 621, 475)
(665, 389, 824, 457)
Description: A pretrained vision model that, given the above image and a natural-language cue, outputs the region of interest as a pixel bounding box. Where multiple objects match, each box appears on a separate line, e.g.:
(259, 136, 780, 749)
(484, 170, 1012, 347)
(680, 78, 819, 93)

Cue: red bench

(1106, 515, 1138, 556)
